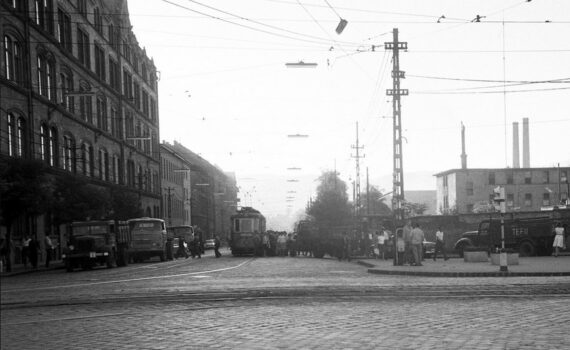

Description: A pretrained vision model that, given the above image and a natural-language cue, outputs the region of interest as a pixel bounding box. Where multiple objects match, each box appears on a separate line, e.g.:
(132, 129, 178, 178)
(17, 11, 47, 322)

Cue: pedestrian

(44, 235, 55, 268)
(28, 238, 39, 269)
(433, 226, 448, 261)
(377, 230, 387, 260)
(277, 233, 287, 257)
(262, 232, 271, 257)
(191, 235, 202, 259)
(0, 235, 15, 273)
(403, 220, 413, 265)
(396, 229, 405, 265)
(410, 223, 425, 266)
(553, 222, 565, 257)
(177, 236, 189, 259)
(21, 236, 31, 269)
(214, 235, 222, 258)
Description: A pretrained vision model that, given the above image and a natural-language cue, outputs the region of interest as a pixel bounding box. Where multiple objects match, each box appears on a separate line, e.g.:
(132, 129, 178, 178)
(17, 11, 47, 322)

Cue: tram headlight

(69, 245, 74, 251)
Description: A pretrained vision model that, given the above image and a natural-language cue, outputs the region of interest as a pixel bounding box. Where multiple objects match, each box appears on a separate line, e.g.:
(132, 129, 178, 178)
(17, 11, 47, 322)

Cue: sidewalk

(359, 256, 570, 277)
(0, 260, 64, 278)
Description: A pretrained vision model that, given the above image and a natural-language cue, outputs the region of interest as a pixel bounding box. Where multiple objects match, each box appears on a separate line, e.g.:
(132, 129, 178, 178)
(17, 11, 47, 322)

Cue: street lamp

(285, 61, 317, 68)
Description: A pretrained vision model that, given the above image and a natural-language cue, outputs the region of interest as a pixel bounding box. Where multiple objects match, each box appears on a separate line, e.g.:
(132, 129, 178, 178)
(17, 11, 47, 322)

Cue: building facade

(160, 143, 192, 227)
(1, 0, 160, 248)
(435, 167, 570, 214)
(163, 141, 238, 240)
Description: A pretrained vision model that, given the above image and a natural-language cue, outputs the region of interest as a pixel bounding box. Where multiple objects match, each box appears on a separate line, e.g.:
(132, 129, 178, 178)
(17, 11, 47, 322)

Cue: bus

(63, 220, 131, 271)
(230, 207, 266, 256)
(127, 218, 168, 262)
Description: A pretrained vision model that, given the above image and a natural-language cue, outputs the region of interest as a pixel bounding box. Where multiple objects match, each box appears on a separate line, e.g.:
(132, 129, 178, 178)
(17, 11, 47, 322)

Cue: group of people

(172, 235, 222, 260)
(0, 235, 56, 272)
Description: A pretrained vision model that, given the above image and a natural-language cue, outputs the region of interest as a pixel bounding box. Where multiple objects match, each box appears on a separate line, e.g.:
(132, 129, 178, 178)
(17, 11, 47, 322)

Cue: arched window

(78, 81, 93, 123)
(7, 113, 26, 157)
(111, 154, 120, 184)
(81, 142, 93, 176)
(63, 134, 76, 172)
(60, 67, 74, 112)
(98, 148, 109, 181)
(4, 34, 24, 84)
(40, 124, 58, 166)
(37, 53, 55, 100)
(96, 95, 108, 131)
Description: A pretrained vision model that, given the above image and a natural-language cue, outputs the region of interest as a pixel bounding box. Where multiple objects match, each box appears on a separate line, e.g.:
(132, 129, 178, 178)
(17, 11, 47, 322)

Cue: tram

(230, 207, 266, 256)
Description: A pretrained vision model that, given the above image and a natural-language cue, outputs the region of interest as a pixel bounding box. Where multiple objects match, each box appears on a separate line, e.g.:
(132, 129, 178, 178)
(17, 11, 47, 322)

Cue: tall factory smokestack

(522, 117, 530, 168)
(513, 122, 520, 168)
(461, 122, 467, 169)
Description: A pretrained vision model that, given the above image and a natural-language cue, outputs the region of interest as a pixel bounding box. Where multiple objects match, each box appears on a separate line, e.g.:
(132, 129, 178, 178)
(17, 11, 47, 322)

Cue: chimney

(513, 122, 520, 168)
(460, 122, 467, 169)
(522, 118, 530, 168)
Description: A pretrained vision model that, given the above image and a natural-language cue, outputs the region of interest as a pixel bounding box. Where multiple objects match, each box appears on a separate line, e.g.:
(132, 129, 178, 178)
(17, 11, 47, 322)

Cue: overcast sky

(127, 0, 570, 228)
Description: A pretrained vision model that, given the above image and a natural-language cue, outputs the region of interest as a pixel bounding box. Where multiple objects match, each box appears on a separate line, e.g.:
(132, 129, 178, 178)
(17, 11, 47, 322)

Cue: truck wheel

(519, 241, 536, 257)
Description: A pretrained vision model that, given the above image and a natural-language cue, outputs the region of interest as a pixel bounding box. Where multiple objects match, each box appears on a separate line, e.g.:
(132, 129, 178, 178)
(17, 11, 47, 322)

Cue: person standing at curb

(403, 221, 413, 265)
(44, 235, 55, 268)
(410, 223, 424, 266)
(433, 227, 448, 261)
(214, 235, 222, 258)
(553, 222, 565, 257)
(377, 230, 387, 260)
(21, 236, 31, 269)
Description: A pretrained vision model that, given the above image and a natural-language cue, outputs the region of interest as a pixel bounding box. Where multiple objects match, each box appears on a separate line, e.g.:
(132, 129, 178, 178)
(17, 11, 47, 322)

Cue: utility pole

(166, 187, 173, 226)
(351, 122, 364, 219)
(366, 167, 370, 216)
(385, 28, 408, 224)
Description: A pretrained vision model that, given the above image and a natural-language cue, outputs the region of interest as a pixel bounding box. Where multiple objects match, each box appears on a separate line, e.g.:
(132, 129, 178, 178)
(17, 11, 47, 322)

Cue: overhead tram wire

(414, 86, 570, 95)
(159, 0, 364, 48)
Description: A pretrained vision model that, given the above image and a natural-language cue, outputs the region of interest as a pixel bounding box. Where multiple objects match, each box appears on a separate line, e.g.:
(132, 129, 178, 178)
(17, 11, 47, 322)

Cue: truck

(454, 216, 568, 257)
(127, 217, 168, 262)
(63, 220, 131, 272)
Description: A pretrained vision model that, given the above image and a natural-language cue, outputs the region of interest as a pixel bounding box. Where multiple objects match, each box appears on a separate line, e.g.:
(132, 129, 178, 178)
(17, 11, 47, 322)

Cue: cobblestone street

(2, 255, 570, 349)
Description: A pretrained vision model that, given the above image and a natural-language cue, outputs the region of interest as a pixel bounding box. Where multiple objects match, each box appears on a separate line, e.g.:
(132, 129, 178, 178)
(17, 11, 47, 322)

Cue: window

(524, 171, 532, 184)
(78, 84, 93, 123)
(109, 57, 120, 90)
(37, 54, 55, 100)
(543, 170, 550, 184)
(150, 98, 157, 122)
(543, 193, 550, 206)
(506, 193, 514, 207)
(40, 124, 58, 166)
(96, 95, 107, 131)
(108, 24, 119, 50)
(127, 160, 135, 187)
(77, 28, 90, 68)
(143, 125, 150, 155)
(94, 44, 105, 80)
(524, 193, 532, 207)
(561, 171, 568, 184)
(133, 81, 140, 109)
(123, 40, 131, 63)
(94, 7, 103, 33)
(60, 69, 74, 112)
(125, 110, 134, 143)
(77, 0, 87, 16)
(142, 90, 149, 116)
(123, 69, 132, 98)
(132, 54, 139, 73)
(111, 106, 121, 138)
(57, 8, 72, 52)
(112, 154, 120, 184)
(6, 0, 25, 11)
(141, 63, 147, 83)
(488, 172, 495, 185)
(99, 148, 109, 181)
(442, 175, 448, 188)
(81, 143, 93, 176)
(466, 181, 473, 196)
(35, 0, 54, 34)
(4, 35, 24, 84)
(7, 113, 26, 157)
(63, 135, 76, 172)
(506, 172, 513, 185)
(135, 120, 142, 149)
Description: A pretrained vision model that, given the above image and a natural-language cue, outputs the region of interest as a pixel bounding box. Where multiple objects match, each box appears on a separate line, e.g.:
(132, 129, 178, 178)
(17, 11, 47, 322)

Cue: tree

(307, 171, 352, 227)
(403, 201, 428, 216)
(110, 187, 144, 220)
(360, 186, 392, 216)
(51, 174, 112, 225)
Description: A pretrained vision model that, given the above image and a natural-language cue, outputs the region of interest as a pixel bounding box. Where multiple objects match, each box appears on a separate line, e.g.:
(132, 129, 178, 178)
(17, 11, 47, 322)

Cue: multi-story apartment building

(160, 142, 192, 227)
(435, 167, 570, 214)
(1, 0, 160, 245)
(163, 141, 238, 240)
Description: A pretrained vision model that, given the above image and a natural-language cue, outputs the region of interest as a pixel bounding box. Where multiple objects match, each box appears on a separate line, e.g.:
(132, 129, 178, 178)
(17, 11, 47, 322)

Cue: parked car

(204, 239, 216, 250)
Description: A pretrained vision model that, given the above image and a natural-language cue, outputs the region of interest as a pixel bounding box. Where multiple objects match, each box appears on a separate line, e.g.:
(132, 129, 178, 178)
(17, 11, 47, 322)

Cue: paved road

(2, 252, 570, 349)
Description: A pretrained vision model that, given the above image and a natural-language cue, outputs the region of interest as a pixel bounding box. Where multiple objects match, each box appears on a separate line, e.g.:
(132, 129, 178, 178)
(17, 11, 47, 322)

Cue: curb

(358, 260, 570, 277)
(0, 264, 64, 278)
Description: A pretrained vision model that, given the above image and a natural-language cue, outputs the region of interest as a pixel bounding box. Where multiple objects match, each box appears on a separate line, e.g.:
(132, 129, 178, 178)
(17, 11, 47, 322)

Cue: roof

(434, 166, 569, 177)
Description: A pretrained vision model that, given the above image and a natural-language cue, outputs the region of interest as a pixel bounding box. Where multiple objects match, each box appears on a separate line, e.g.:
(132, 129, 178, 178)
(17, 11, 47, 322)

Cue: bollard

(499, 251, 508, 272)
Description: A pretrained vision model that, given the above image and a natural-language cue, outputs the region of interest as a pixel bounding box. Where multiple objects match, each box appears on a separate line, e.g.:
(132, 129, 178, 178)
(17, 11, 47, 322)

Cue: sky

(127, 0, 570, 230)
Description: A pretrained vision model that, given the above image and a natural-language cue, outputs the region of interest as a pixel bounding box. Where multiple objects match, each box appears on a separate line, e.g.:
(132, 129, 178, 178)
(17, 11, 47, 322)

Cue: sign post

(493, 186, 508, 272)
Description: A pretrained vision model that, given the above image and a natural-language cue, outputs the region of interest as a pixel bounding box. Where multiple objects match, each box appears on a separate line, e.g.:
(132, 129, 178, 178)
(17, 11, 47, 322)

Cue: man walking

(433, 227, 448, 261)
(214, 235, 222, 258)
(44, 235, 55, 268)
(403, 221, 413, 265)
(410, 223, 425, 266)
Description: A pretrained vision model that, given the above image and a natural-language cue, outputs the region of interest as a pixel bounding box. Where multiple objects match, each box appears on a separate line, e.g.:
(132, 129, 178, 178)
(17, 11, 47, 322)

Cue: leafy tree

(307, 171, 352, 227)
(0, 158, 54, 237)
(110, 187, 144, 220)
(52, 174, 112, 225)
(403, 201, 428, 216)
(360, 186, 392, 216)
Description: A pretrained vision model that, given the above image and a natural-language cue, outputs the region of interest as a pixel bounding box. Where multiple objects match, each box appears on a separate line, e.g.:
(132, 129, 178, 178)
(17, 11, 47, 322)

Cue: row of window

(2, 113, 159, 194)
(488, 170, 568, 185)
